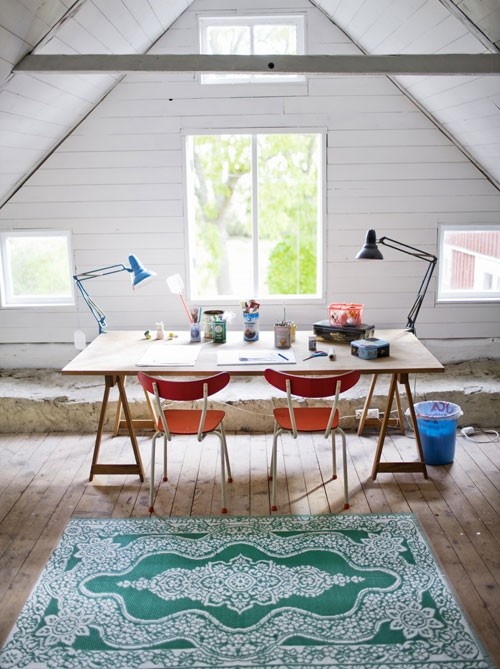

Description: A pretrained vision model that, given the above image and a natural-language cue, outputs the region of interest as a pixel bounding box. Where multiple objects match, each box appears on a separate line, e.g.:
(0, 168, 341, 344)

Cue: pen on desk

(278, 353, 288, 361)
(329, 347, 336, 361)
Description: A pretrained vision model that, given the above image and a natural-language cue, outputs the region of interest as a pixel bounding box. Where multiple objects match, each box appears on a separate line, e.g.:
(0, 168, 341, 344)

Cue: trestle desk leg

(371, 373, 427, 480)
(89, 374, 145, 482)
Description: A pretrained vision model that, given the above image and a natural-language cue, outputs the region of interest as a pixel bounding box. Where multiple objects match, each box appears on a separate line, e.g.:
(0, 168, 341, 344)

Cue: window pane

(187, 133, 322, 301)
(205, 25, 250, 55)
(257, 133, 319, 296)
(188, 134, 253, 298)
(254, 24, 297, 55)
(438, 226, 500, 301)
(1, 232, 73, 306)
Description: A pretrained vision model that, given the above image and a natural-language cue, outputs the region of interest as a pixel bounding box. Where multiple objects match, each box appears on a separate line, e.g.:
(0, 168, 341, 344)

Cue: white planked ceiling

(0, 0, 499, 209)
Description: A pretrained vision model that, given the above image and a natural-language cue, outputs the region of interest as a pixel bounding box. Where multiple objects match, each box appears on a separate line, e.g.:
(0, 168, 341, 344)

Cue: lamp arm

(378, 236, 437, 335)
(73, 265, 130, 334)
(74, 278, 108, 333)
(405, 259, 437, 333)
(73, 264, 131, 282)
(378, 237, 437, 264)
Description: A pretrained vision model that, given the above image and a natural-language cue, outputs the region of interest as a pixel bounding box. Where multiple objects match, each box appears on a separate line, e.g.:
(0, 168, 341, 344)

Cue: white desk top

(62, 329, 444, 377)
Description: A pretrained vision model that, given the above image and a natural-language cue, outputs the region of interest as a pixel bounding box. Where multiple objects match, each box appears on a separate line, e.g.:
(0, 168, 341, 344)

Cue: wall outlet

(355, 408, 380, 420)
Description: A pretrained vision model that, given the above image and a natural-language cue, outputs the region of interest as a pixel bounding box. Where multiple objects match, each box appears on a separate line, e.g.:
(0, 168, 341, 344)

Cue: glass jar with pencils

(203, 310, 224, 340)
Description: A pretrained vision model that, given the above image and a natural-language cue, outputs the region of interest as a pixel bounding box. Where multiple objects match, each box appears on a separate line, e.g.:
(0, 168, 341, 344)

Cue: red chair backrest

(264, 368, 360, 398)
(137, 371, 230, 401)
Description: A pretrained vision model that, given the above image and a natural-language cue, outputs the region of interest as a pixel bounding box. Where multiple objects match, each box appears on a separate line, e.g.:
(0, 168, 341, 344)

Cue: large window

(186, 131, 323, 301)
(0, 230, 73, 307)
(438, 224, 500, 301)
(199, 15, 305, 85)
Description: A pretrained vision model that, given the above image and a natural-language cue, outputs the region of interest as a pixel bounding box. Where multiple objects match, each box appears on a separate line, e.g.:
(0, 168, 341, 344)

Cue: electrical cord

(460, 427, 499, 443)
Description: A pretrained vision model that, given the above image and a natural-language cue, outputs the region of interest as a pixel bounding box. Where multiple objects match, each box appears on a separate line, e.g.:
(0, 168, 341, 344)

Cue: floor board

(0, 429, 499, 665)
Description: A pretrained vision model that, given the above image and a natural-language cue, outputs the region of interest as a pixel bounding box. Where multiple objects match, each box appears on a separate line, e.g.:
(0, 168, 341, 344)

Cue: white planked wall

(1, 0, 499, 364)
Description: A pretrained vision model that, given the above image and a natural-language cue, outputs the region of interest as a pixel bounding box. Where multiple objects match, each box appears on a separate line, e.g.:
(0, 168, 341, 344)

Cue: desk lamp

(74, 254, 156, 334)
(355, 229, 438, 435)
(355, 229, 437, 334)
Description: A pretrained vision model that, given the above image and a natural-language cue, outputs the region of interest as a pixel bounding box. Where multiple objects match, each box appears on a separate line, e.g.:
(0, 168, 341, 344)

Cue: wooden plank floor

(0, 428, 499, 665)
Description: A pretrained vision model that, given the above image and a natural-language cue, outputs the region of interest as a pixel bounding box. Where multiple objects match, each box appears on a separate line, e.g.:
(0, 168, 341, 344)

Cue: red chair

(137, 371, 232, 514)
(264, 368, 360, 511)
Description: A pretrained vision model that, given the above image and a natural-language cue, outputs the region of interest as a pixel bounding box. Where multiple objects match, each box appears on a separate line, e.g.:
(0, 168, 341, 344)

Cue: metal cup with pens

(274, 323, 291, 349)
(274, 307, 293, 349)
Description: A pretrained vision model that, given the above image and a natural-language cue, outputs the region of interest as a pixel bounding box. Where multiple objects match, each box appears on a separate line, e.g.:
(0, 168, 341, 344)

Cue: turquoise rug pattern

(0, 513, 494, 668)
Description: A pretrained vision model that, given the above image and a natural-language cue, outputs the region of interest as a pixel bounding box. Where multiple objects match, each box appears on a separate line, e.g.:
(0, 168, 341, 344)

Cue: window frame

(437, 223, 500, 302)
(0, 229, 75, 308)
(199, 14, 306, 85)
(184, 128, 326, 304)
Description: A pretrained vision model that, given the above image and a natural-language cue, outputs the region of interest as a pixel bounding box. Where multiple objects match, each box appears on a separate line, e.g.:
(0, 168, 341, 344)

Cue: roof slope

(0, 0, 499, 209)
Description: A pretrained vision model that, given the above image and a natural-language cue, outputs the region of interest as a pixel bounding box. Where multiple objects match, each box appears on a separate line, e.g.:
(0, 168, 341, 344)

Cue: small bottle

(155, 321, 165, 340)
(190, 321, 201, 342)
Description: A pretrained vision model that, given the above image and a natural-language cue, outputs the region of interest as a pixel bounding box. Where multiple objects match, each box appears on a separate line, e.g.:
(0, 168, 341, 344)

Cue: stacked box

(351, 338, 390, 359)
(313, 320, 375, 344)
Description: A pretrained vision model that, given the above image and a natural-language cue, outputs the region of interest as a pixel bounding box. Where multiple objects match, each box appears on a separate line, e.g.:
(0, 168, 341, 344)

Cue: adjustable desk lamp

(355, 229, 438, 434)
(355, 229, 437, 334)
(74, 254, 156, 334)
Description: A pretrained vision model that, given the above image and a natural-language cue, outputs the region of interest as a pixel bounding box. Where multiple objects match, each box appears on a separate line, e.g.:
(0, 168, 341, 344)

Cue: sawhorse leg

(371, 373, 428, 480)
(113, 377, 157, 436)
(89, 374, 145, 482)
(357, 373, 406, 436)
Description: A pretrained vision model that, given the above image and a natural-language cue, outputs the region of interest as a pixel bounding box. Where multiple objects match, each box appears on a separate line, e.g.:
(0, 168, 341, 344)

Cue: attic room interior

(0, 0, 499, 666)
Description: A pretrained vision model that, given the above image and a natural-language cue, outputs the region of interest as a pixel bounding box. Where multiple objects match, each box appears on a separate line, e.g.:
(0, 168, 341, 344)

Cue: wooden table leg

(371, 373, 397, 479)
(113, 376, 156, 434)
(89, 375, 113, 482)
(89, 375, 145, 482)
(371, 373, 427, 480)
(400, 373, 428, 479)
(357, 374, 378, 435)
(358, 374, 406, 436)
(394, 382, 406, 436)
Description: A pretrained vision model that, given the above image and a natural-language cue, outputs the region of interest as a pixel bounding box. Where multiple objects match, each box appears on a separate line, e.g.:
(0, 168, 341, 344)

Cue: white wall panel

(1, 0, 499, 356)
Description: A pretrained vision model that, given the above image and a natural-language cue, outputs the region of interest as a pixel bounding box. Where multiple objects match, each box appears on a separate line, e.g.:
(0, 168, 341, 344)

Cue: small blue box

(351, 338, 390, 359)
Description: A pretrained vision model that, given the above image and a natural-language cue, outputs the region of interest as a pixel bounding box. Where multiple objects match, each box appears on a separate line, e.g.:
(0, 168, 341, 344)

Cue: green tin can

(213, 320, 227, 343)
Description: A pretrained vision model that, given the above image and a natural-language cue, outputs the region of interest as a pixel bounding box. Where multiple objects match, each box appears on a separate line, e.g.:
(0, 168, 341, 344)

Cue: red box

(329, 303, 364, 328)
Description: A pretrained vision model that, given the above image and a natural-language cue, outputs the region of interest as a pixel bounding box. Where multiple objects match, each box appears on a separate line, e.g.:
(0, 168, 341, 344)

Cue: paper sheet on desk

(137, 344, 200, 367)
(217, 349, 296, 365)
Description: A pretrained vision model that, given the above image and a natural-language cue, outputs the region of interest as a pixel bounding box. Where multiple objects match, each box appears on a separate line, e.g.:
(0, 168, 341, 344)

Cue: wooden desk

(62, 329, 444, 482)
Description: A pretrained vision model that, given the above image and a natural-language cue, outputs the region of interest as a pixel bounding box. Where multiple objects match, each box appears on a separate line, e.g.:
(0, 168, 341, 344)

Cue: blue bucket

(413, 401, 463, 465)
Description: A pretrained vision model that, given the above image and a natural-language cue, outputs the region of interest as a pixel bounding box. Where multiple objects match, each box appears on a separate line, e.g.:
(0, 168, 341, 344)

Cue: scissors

(303, 350, 328, 361)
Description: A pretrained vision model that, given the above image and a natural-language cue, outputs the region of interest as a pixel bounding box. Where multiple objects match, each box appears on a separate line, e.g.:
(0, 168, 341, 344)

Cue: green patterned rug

(0, 514, 494, 668)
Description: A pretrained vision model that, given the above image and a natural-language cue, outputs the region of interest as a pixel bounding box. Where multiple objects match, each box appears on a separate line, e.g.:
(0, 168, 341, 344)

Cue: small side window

(437, 224, 500, 301)
(0, 230, 74, 307)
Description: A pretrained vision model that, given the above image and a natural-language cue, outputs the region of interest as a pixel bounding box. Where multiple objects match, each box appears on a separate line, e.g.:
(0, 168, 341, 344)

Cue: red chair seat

(273, 407, 339, 432)
(157, 409, 226, 435)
